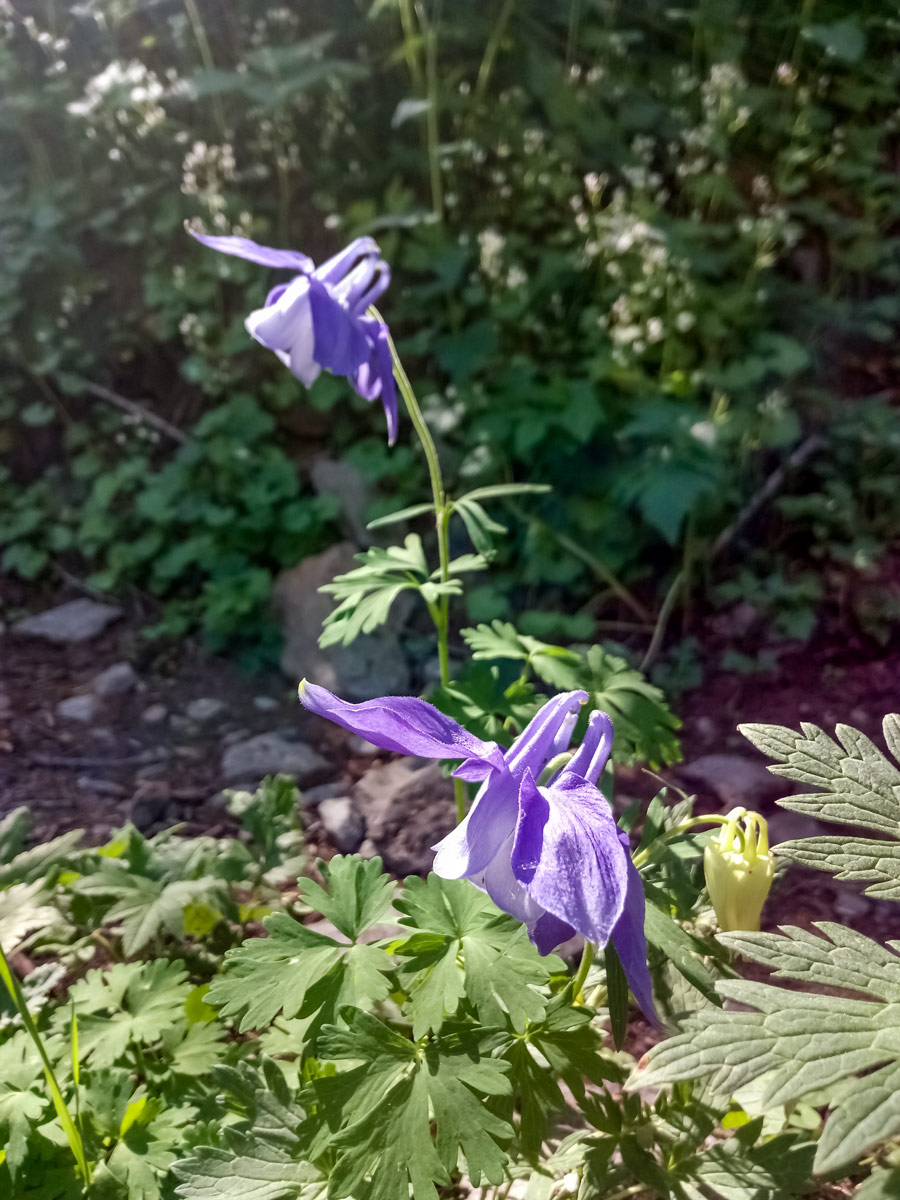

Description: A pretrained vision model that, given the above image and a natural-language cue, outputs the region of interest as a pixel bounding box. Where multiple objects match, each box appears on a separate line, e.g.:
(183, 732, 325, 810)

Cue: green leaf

(60, 960, 192, 1068)
(296, 854, 394, 942)
(0, 882, 57, 952)
(366, 502, 435, 530)
(314, 1008, 512, 1200)
(453, 498, 507, 560)
(208, 864, 393, 1046)
(456, 483, 551, 503)
(394, 875, 560, 1037)
(804, 18, 866, 63)
(604, 943, 629, 1051)
(577, 645, 681, 768)
(75, 871, 227, 955)
(643, 902, 722, 1006)
(632, 922, 900, 1172)
(857, 1167, 900, 1199)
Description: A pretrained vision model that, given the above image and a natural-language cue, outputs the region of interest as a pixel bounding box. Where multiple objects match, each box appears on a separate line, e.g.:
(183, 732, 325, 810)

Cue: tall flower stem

(382, 322, 467, 821)
(571, 941, 595, 1004)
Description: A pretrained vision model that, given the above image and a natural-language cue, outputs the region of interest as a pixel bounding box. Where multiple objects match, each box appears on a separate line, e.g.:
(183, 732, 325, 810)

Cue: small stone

(347, 734, 380, 756)
(358, 838, 379, 860)
(56, 694, 100, 724)
(679, 754, 785, 809)
(221, 727, 251, 746)
(141, 703, 168, 725)
(221, 732, 330, 785)
(352, 758, 456, 875)
(301, 781, 348, 808)
(849, 707, 870, 727)
(317, 797, 366, 852)
(186, 697, 228, 723)
(169, 715, 194, 735)
(92, 661, 140, 697)
(14, 599, 123, 644)
(693, 715, 718, 746)
(76, 775, 127, 798)
(766, 810, 825, 844)
(128, 782, 170, 831)
(252, 695, 280, 712)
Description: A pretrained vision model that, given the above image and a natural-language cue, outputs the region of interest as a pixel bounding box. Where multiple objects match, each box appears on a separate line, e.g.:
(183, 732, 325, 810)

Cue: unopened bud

(704, 808, 774, 932)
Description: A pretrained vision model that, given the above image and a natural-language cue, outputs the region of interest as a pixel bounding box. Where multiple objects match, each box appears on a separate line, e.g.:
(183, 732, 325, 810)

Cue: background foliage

(3, 0, 900, 658)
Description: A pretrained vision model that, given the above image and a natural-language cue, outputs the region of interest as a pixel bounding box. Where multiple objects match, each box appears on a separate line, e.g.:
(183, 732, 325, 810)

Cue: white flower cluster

(67, 59, 166, 135)
(181, 142, 237, 230)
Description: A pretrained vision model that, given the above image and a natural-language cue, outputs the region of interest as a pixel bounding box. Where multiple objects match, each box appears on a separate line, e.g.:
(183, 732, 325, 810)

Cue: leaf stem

(571, 940, 595, 1004)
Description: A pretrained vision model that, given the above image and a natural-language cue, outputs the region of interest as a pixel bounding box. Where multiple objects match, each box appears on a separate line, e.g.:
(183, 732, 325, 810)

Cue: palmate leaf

(740, 714, 900, 897)
(394, 875, 561, 1038)
(631, 921, 900, 1173)
(311, 1008, 512, 1200)
(75, 871, 227, 955)
(58, 960, 192, 1068)
(0, 881, 58, 952)
(208, 856, 393, 1046)
(174, 1060, 325, 1200)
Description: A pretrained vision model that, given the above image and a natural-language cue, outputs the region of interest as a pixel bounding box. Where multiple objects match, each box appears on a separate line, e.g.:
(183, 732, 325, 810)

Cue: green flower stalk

(703, 807, 774, 932)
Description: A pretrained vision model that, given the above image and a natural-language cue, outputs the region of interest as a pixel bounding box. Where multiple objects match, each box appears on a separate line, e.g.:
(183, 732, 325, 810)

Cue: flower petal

(245, 275, 312, 352)
(512, 769, 628, 948)
(479, 833, 546, 924)
(529, 911, 575, 956)
(432, 769, 518, 880)
(308, 280, 371, 375)
(313, 236, 381, 285)
(506, 691, 588, 776)
(188, 228, 314, 273)
(351, 320, 399, 445)
(565, 710, 614, 785)
(332, 257, 391, 319)
(611, 837, 659, 1025)
(298, 681, 503, 766)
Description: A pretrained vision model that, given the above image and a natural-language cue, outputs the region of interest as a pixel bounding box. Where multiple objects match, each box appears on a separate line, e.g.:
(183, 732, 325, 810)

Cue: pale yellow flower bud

(703, 807, 774, 932)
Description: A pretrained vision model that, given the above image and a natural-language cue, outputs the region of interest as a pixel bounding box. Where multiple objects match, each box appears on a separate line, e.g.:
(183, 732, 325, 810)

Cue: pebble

(317, 797, 366, 852)
(679, 754, 784, 808)
(220, 732, 330, 785)
(92, 661, 140, 698)
(301, 780, 349, 808)
(13, 599, 123, 644)
(56, 694, 100, 724)
(186, 697, 228, 723)
(141, 704, 168, 725)
(169, 715, 194, 735)
(347, 734, 380, 756)
(252, 695, 280, 712)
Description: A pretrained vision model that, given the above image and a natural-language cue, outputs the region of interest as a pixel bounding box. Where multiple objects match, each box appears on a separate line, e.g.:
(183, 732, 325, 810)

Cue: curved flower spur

(187, 230, 399, 443)
(299, 681, 658, 1022)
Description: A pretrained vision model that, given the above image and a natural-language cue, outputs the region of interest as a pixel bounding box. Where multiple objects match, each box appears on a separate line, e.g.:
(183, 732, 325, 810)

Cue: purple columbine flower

(188, 230, 399, 444)
(298, 681, 657, 1022)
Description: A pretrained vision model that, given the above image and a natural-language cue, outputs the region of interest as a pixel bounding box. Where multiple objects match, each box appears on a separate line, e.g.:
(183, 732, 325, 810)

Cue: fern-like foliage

(633, 714, 900, 1175)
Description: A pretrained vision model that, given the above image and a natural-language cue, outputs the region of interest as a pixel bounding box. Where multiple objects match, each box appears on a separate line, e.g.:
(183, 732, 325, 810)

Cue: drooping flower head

(299, 681, 658, 1022)
(188, 230, 399, 444)
(704, 807, 774, 933)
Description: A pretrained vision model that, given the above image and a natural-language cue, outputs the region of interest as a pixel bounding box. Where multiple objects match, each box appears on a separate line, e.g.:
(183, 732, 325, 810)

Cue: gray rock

(186, 697, 227, 723)
(679, 754, 785, 809)
(352, 758, 456, 875)
(0, 689, 11, 720)
(358, 838, 379, 860)
(56, 693, 100, 723)
(169, 715, 195, 736)
(274, 543, 410, 701)
(221, 727, 251, 746)
(92, 661, 140, 697)
(14, 599, 122, 644)
(252, 695, 280, 712)
(301, 780, 349, 808)
(347, 734, 380, 756)
(310, 455, 373, 545)
(128, 784, 170, 831)
(317, 797, 366, 852)
(221, 732, 330, 785)
(141, 703, 168, 725)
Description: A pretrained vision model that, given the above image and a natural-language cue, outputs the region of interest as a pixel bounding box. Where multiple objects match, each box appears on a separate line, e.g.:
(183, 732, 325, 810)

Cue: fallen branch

(83, 381, 189, 445)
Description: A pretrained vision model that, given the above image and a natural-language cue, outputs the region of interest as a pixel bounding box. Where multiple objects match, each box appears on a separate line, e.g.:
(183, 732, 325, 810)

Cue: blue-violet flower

(188, 230, 398, 443)
(299, 681, 657, 1021)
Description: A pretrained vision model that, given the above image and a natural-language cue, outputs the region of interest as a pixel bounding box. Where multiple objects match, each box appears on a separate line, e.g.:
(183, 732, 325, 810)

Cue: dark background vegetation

(2, 0, 899, 676)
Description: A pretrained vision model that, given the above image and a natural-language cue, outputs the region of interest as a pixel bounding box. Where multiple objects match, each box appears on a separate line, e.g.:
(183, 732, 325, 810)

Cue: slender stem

(632, 813, 732, 869)
(475, 0, 517, 98)
(182, 0, 227, 135)
(380, 316, 467, 821)
(571, 940, 595, 1004)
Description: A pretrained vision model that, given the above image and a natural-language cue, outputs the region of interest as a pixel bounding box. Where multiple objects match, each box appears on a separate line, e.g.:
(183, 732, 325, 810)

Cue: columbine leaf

(631, 922, 900, 1172)
(174, 1060, 323, 1200)
(314, 1008, 512, 1200)
(61, 960, 192, 1069)
(366, 502, 435, 530)
(453, 498, 507, 560)
(75, 871, 226, 955)
(0, 826, 84, 888)
(296, 855, 395, 942)
(577, 645, 681, 767)
(208, 862, 394, 1045)
(0, 882, 57, 952)
(394, 875, 560, 1037)
(455, 483, 551, 503)
(857, 1167, 900, 1199)
(318, 535, 431, 647)
(739, 714, 900, 836)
